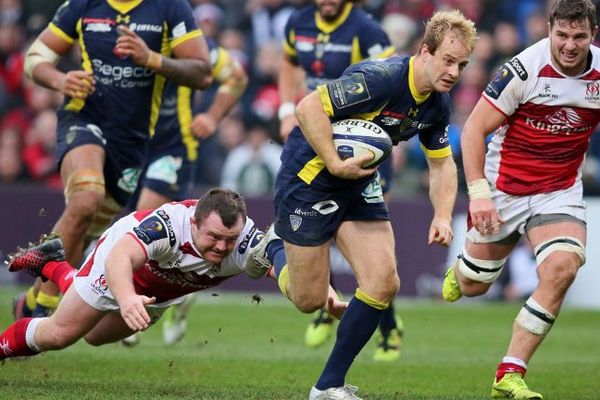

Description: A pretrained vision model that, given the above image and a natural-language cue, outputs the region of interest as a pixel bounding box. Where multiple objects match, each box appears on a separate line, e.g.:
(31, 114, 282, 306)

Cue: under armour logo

(408, 107, 418, 118)
(116, 15, 130, 24)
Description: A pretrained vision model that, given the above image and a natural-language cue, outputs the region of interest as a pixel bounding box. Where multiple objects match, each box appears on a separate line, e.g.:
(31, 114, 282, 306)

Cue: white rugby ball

(332, 119, 392, 167)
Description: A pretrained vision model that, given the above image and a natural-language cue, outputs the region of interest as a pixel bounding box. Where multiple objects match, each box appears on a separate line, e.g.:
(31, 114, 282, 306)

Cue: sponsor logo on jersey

(83, 18, 114, 32)
(92, 59, 154, 88)
(509, 57, 528, 80)
(311, 200, 339, 215)
(237, 226, 258, 254)
(329, 73, 371, 108)
(525, 107, 591, 134)
(117, 167, 141, 194)
(134, 215, 168, 244)
(129, 23, 163, 33)
(537, 83, 558, 99)
(485, 65, 514, 99)
(294, 207, 319, 217)
(585, 82, 600, 102)
(172, 22, 187, 38)
(156, 210, 176, 246)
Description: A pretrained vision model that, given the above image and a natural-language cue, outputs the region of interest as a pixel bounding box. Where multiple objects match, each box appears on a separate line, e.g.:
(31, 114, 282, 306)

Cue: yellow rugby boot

(492, 373, 543, 399)
(442, 263, 463, 302)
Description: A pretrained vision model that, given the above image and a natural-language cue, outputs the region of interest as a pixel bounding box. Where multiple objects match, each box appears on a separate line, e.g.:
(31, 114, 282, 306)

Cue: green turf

(0, 287, 599, 399)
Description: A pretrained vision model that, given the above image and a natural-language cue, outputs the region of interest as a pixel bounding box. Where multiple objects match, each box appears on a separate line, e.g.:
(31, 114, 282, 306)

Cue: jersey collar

(408, 56, 430, 105)
(107, 0, 144, 15)
(315, 3, 353, 34)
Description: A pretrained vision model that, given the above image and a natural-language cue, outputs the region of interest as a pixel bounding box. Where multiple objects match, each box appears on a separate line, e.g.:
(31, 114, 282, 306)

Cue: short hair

(422, 10, 477, 55)
(194, 188, 247, 228)
(549, 0, 597, 31)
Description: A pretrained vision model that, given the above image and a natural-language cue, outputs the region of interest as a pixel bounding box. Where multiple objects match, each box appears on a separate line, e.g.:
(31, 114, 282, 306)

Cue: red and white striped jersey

(482, 38, 600, 195)
(78, 200, 260, 303)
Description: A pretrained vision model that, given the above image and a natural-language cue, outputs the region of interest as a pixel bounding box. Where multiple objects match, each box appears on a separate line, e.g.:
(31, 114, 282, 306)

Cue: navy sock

(315, 296, 383, 390)
(266, 239, 286, 277)
(378, 302, 397, 335)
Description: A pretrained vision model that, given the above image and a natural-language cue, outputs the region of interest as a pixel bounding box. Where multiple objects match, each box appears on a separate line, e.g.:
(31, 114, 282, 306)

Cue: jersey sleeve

(482, 57, 528, 116)
(166, 0, 204, 49)
(358, 17, 395, 59)
(317, 62, 391, 118)
(282, 12, 298, 63)
(229, 217, 263, 273)
(49, 0, 84, 44)
(129, 209, 178, 261)
(418, 108, 452, 159)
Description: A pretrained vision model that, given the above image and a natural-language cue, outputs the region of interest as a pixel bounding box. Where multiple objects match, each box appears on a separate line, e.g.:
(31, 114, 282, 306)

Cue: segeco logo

(92, 59, 154, 88)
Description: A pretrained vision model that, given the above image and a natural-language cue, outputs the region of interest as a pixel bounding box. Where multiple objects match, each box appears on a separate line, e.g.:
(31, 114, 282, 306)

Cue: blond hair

(422, 10, 477, 54)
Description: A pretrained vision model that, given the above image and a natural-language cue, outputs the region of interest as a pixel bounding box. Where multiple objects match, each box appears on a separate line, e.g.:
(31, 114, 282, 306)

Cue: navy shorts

(274, 165, 389, 246)
(128, 151, 195, 210)
(56, 110, 146, 206)
(377, 156, 393, 194)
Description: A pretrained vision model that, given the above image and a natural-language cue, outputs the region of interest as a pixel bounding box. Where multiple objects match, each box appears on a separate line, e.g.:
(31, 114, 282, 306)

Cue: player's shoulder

(353, 55, 408, 79)
(504, 38, 550, 82)
(234, 217, 259, 256)
(287, 4, 315, 28)
(349, 6, 382, 29)
(590, 43, 600, 68)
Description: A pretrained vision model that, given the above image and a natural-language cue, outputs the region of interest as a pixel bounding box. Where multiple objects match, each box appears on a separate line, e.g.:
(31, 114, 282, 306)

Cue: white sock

(25, 317, 47, 352)
(502, 356, 527, 369)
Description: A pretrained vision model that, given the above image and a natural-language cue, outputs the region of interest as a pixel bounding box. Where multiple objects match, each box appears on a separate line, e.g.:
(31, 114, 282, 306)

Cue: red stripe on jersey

(76, 236, 106, 278)
(538, 65, 563, 78)
(295, 35, 317, 43)
(495, 102, 599, 195)
(582, 69, 600, 80)
(170, 199, 198, 208)
(132, 262, 232, 303)
(132, 210, 153, 221)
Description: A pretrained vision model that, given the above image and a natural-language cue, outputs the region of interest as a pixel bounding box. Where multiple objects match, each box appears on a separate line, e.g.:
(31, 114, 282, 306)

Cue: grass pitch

(0, 287, 599, 399)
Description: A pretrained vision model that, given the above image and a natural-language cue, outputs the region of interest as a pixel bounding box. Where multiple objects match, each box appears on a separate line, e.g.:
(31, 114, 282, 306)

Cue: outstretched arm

(105, 235, 156, 331)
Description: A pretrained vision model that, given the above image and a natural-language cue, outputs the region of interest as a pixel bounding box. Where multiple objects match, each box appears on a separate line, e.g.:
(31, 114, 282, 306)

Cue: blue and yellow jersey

(282, 55, 452, 186)
(50, 0, 202, 143)
(149, 39, 231, 162)
(282, 2, 395, 91)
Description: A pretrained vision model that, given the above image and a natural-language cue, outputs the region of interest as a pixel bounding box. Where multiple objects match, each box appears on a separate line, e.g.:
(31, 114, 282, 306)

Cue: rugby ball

(332, 119, 392, 168)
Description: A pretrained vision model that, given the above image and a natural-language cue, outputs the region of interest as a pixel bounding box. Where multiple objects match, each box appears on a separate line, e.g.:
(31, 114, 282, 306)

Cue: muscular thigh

(526, 219, 586, 252)
(284, 241, 330, 299)
(335, 220, 396, 294)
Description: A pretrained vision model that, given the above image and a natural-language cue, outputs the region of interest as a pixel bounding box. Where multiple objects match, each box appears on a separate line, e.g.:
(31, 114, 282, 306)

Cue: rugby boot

(309, 384, 362, 400)
(442, 263, 463, 302)
(373, 325, 402, 362)
(492, 373, 543, 399)
(6, 236, 65, 278)
(246, 224, 280, 279)
(305, 309, 335, 348)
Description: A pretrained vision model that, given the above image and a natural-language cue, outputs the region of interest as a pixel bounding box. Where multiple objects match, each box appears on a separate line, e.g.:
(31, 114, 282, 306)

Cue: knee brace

(64, 168, 105, 204)
(456, 249, 507, 283)
(534, 236, 586, 267)
(515, 297, 555, 336)
(85, 194, 121, 242)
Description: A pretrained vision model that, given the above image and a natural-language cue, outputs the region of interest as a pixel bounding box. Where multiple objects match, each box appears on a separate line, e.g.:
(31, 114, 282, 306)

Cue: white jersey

(482, 38, 600, 196)
(76, 199, 261, 306)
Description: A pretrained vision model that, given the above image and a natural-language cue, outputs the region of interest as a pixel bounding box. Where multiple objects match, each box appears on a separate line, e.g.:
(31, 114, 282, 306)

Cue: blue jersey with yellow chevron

(281, 55, 452, 188)
(149, 39, 227, 162)
(50, 0, 201, 143)
(283, 2, 394, 91)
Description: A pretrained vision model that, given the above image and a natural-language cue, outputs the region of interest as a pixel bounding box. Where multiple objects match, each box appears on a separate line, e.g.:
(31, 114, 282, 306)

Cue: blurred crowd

(2, 0, 600, 197)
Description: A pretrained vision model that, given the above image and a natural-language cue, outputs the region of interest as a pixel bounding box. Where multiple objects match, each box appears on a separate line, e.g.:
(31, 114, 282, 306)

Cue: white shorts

(73, 252, 186, 322)
(467, 181, 587, 244)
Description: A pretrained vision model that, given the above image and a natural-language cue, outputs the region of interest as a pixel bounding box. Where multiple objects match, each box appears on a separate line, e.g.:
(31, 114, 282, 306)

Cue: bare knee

(291, 293, 326, 313)
(538, 253, 580, 292)
(38, 324, 81, 351)
(65, 191, 104, 223)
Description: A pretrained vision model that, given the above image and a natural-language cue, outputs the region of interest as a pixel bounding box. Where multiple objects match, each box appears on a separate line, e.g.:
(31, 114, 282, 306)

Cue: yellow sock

(25, 287, 37, 311)
(36, 291, 60, 309)
(355, 288, 388, 310)
(277, 265, 290, 300)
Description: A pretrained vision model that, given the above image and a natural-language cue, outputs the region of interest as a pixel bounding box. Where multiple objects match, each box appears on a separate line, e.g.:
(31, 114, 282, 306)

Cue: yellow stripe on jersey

(49, 22, 75, 44)
(408, 56, 430, 105)
(297, 155, 326, 184)
(317, 84, 334, 117)
(171, 29, 203, 49)
(421, 144, 452, 158)
(106, 0, 143, 15)
(315, 3, 352, 34)
(148, 23, 170, 137)
(177, 86, 198, 161)
(65, 19, 93, 112)
(283, 29, 297, 57)
(350, 36, 361, 65)
(352, 103, 387, 122)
